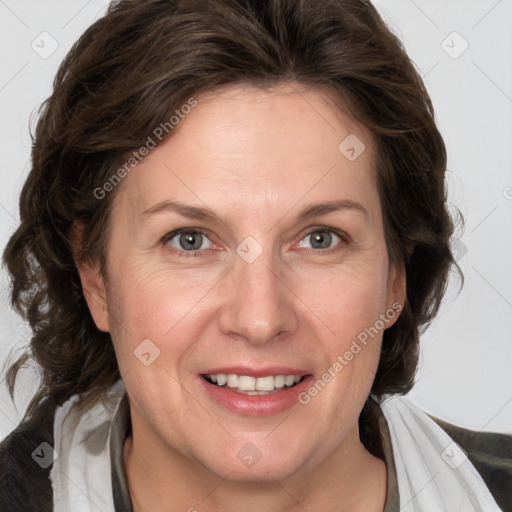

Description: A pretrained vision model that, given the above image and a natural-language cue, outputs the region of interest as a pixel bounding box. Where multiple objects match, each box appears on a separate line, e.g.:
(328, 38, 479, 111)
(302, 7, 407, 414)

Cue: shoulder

(431, 415, 512, 512)
(0, 399, 57, 512)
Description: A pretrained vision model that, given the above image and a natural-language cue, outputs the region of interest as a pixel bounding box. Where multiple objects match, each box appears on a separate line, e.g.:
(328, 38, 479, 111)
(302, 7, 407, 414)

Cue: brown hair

(2, 0, 460, 442)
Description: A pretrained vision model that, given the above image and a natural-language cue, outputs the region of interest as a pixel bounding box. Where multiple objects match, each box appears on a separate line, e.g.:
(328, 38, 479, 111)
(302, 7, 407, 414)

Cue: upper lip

(200, 366, 311, 378)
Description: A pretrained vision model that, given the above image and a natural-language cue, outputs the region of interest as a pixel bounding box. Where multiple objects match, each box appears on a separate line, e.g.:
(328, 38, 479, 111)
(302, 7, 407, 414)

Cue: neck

(123, 416, 387, 512)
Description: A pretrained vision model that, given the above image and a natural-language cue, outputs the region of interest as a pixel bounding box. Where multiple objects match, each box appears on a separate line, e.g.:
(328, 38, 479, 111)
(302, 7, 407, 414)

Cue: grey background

(1, 0, 511, 439)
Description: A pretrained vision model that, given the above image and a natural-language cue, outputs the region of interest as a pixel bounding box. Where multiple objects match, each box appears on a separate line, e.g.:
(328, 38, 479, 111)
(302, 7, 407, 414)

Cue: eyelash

(161, 227, 349, 257)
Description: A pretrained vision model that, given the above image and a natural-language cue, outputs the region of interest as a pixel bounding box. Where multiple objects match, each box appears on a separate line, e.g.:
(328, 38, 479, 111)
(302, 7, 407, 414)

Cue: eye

(297, 228, 345, 251)
(162, 227, 347, 257)
(163, 229, 214, 253)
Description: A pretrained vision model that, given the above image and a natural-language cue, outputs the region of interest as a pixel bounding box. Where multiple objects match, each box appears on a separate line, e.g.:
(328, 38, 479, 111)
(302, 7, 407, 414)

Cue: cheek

(295, 257, 390, 338)
(105, 265, 208, 366)
(292, 257, 389, 401)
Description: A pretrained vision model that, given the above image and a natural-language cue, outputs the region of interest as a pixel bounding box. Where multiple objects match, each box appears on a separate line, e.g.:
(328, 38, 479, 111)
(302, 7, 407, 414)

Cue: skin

(77, 82, 405, 512)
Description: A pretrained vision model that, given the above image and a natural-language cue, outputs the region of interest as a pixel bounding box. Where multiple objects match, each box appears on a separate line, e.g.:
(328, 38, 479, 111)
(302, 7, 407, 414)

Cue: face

(79, 82, 404, 483)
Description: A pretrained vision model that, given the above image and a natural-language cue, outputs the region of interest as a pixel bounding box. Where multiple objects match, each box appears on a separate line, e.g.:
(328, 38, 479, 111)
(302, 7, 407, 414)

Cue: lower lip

(199, 375, 314, 416)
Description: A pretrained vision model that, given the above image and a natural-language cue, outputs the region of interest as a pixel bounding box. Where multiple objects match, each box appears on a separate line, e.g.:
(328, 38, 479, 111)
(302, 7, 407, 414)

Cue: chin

(211, 459, 302, 483)
(198, 439, 308, 483)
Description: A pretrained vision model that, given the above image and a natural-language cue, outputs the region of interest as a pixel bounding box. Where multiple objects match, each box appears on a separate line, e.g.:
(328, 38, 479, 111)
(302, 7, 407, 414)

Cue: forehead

(113, 82, 378, 224)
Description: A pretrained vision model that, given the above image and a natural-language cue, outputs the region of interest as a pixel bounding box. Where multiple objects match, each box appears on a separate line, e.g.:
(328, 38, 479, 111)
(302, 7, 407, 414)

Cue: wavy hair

(2, 0, 460, 448)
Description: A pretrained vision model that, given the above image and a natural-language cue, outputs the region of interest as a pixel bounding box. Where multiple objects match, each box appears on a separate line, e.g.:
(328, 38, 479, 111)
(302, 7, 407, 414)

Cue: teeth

(284, 375, 295, 386)
(256, 376, 275, 391)
(205, 373, 304, 392)
(238, 375, 256, 391)
(274, 375, 286, 388)
(226, 374, 239, 387)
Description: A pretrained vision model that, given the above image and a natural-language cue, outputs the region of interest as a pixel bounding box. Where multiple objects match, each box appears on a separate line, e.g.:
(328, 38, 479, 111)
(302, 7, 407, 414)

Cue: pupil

(311, 230, 331, 249)
(180, 231, 202, 250)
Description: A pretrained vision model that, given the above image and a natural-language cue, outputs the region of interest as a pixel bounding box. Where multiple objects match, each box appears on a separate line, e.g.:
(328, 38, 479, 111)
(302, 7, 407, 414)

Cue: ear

(71, 222, 110, 332)
(385, 263, 406, 327)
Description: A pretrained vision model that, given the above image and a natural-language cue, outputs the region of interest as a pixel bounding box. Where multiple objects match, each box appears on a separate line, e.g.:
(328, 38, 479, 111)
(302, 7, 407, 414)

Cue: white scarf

(380, 396, 503, 511)
(51, 380, 125, 512)
(50, 381, 502, 511)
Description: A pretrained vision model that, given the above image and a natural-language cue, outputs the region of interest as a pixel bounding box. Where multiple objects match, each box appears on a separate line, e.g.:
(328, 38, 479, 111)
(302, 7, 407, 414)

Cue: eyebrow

(140, 198, 368, 224)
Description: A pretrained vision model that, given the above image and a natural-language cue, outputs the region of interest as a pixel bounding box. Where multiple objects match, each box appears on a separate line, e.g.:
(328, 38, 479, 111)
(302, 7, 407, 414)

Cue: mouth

(198, 369, 314, 416)
(201, 373, 306, 395)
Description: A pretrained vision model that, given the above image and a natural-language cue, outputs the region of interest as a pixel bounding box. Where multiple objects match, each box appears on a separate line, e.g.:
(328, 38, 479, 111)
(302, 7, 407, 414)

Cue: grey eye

(299, 230, 341, 250)
(166, 230, 213, 251)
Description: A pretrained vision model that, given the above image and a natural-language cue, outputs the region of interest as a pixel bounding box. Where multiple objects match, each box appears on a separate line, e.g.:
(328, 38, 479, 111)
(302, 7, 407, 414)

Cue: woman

(0, 0, 510, 510)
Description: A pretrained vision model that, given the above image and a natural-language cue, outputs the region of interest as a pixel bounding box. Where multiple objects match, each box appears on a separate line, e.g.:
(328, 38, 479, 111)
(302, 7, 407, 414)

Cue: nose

(218, 248, 299, 346)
